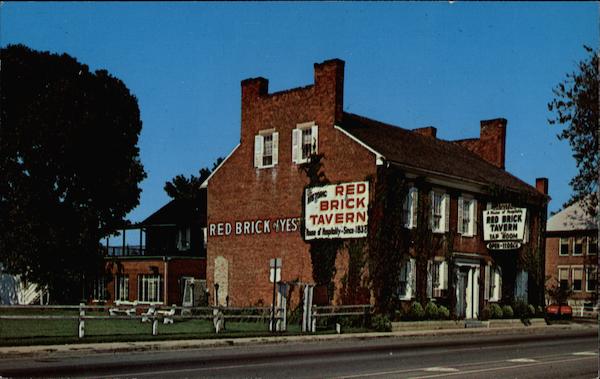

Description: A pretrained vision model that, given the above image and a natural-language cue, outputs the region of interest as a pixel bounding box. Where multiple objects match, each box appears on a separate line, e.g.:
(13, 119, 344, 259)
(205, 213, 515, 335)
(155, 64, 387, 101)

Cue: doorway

(455, 262, 480, 319)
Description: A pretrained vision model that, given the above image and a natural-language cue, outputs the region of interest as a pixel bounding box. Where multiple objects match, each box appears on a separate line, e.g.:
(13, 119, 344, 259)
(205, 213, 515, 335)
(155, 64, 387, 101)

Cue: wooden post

(152, 309, 158, 336)
(78, 303, 85, 338)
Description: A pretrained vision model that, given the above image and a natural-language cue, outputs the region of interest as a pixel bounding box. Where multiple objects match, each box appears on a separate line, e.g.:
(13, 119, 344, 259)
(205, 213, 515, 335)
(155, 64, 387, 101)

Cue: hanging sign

(304, 181, 369, 240)
(483, 207, 527, 249)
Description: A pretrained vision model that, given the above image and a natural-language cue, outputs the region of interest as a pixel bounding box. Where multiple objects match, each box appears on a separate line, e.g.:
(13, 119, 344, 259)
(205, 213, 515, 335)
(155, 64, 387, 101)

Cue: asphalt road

(0, 328, 597, 378)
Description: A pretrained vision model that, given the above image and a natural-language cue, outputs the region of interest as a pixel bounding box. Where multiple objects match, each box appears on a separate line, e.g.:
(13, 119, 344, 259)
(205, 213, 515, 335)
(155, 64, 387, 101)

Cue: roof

(140, 189, 206, 227)
(339, 112, 543, 199)
(547, 201, 597, 232)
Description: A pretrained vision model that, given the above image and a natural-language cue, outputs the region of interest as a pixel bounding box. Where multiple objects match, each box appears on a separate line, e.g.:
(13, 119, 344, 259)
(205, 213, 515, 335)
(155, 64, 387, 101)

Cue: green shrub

(480, 306, 491, 320)
(424, 302, 439, 320)
(527, 304, 536, 318)
(502, 305, 514, 319)
(489, 303, 503, 319)
(536, 305, 545, 317)
(371, 314, 392, 332)
(408, 302, 425, 321)
(513, 299, 530, 319)
(438, 305, 450, 320)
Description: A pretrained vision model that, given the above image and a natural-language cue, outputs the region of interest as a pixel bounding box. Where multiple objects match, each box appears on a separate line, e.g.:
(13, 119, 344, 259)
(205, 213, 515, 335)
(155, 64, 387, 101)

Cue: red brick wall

(454, 119, 506, 170)
(207, 59, 377, 306)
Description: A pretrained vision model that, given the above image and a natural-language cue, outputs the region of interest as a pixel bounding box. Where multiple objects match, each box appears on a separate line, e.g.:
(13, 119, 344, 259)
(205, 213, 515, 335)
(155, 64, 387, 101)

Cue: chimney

(479, 118, 507, 170)
(314, 59, 345, 124)
(241, 77, 269, 101)
(413, 126, 437, 138)
(535, 177, 549, 195)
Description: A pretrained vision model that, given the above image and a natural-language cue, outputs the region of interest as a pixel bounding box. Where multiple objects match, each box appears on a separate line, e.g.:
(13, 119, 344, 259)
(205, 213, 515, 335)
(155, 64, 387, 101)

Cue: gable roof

(547, 201, 597, 232)
(141, 189, 206, 227)
(339, 112, 542, 199)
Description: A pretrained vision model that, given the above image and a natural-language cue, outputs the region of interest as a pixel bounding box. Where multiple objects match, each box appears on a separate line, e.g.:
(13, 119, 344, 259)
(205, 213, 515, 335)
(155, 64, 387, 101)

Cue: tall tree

(0, 44, 146, 303)
(164, 157, 223, 200)
(548, 46, 599, 216)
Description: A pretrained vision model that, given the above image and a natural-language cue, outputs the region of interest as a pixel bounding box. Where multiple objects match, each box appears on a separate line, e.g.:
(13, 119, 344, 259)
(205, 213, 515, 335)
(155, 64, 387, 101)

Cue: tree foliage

(164, 157, 223, 200)
(548, 46, 599, 216)
(0, 44, 146, 303)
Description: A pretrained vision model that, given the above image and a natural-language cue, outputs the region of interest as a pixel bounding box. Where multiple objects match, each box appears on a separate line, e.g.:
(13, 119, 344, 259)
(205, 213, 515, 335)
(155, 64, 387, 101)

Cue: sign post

(269, 258, 281, 332)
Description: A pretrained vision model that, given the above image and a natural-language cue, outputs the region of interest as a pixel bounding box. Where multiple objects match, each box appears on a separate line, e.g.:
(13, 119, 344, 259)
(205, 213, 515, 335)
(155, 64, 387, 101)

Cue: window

(138, 274, 163, 303)
(558, 267, 569, 290)
(587, 236, 597, 255)
(458, 195, 477, 236)
(92, 277, 108, 301)
(254, 130, 279, 168)
(430, 191, 449, 233)
(292, 123, 318, 164)
(428, 260, 448, 298)
(177, 227, 191, 251)
(586, 267, 597, 292)
(402, 187, 418, 229)
(398, 258, 415, 300)
(573, 237, 583, 256)
(115, 275, 129, 302)
(572, 267, 583, 291)
(559, 238, 569, 256)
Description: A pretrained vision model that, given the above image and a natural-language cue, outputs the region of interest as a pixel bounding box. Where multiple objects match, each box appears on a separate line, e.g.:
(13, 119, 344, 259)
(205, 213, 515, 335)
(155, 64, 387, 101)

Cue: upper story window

(292, 122, 318, 164)
(254, 130, 279, 168)
(588, 236, 598, 255)
(402, 187, 418, 229)
(559, 237, 569, 256)
(177, 227, 191, 251)
(430, 191, 449, 233)
(458, 195, 477, 237)
(586, 266, 597, 292)
(572, 267, 583, 291)
(573, 237, 584, 256)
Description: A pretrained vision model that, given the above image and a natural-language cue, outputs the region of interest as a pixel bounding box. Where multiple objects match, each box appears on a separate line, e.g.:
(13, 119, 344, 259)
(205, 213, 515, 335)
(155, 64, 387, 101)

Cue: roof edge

(200, 143, 241, 188)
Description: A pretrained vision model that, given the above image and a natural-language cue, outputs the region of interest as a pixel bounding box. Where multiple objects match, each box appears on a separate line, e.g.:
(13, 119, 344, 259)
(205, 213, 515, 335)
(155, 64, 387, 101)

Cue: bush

(371, 314, 392, 332)
(408, 302, 425, 321)
(528, 305, 536, 318)
(480, 306, 491, 320)
(513, 299, 530, 319)
(424, 302, 439, 320)
(489, 303, 503, 319)
(438, 305, 450, 320)
(536, 305, 545, 317)
(502, 305, 514, 319)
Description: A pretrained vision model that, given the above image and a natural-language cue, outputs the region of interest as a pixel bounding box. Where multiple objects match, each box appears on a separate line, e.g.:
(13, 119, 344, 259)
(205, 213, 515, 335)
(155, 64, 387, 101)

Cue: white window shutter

(496, 269, 502, 300)
(457, 196, 464, 234)
(484, 264, 490, 300)
(272, 132, 279, 165)
(440, 261, 448, 290)
(426, 260, 433, 299)
(291, 129, 300, 163)
(471, 199, 478, 236)
(409, 258, 416, 299)
(411, 188, 418, 229)
(311, 124, 319, 154)
(443, 194, 450, 232)
(429, 191, 435, 230)
(254, 135, 263, 168)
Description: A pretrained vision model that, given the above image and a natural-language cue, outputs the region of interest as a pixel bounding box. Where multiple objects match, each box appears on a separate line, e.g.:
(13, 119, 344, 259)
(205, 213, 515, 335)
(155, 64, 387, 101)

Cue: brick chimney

(413, 126, 437, 138)
(535, 177, 549, 195)
(454, 118, 507, 169)
(314, 59, 345, 124)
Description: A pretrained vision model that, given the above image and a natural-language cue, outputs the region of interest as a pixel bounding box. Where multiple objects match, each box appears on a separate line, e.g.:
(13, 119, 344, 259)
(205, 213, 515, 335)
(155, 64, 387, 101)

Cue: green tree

(548, 46, 599, 216)
(0, 44, 146, 303)
(163, 157, 223, 200)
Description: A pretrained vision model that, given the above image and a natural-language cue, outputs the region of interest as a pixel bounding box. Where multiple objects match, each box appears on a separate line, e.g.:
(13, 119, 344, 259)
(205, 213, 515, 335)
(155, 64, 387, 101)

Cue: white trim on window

(573, 237, 584, 256)
(458, 195, 477, 237)
(430, 190, 449, 233)
(559, 237, 569, 256)
(586, 266, 597, 292)
(398, 258, 415, 300)
(571, 266, 583, 292)
(292, 122, 318, 164)
(588, 236, 598, 255)
(254, 130, 278, 168)
(138, 274, 163, 303)
(115, 275, 129, 302)
(403, 187, 418, 229)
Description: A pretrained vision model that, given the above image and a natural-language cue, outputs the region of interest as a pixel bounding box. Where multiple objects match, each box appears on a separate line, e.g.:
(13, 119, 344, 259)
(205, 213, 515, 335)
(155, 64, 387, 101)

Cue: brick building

(545, 201, 598, 307)
(203, 59, 549, 318)
(95, 193, 207, 306)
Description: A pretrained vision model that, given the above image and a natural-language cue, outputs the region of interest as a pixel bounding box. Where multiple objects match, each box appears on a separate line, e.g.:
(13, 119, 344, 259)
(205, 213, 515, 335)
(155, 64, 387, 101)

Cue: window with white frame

(254, 130, 279, 168)
(586, 266, 597, 292)
(292, 123, 318, 164)
(138, 274, 163, 303)
(572, 267, 583, 291)
(92, 276, 108, 301)
(428, 260, 448, 298)
(558, 267, 569, 290)
(588, 236, 598, 255)
(398, 258, 415, 300)
(559, 238, 569, 256)
(115, 275, 129, 302)
(458, 195, 477, 236)
(430, 191, 449, 233)
(402, 187, 418, 229)
(573, 237, 584, 256)
(177, 227, 191, 251)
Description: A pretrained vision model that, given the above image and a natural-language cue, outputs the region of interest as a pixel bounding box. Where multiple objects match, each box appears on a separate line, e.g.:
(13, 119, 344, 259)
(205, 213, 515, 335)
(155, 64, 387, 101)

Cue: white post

(78, 303, 85, 338)
(152, 318, 158, 336)
(302, 285, 308, 332)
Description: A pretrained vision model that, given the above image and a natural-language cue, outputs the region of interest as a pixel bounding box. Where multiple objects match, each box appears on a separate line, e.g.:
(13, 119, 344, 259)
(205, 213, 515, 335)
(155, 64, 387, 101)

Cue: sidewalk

(0, 321, 595, 359)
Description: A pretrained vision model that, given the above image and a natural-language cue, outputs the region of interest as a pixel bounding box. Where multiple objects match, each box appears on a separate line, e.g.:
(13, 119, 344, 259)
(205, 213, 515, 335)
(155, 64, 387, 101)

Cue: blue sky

(2, 2, 597, 232)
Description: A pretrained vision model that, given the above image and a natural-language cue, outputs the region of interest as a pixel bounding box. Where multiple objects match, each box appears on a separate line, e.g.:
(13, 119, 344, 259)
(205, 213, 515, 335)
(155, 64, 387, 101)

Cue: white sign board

(483, 207, 527, 244)
(304, 181, 369, 240)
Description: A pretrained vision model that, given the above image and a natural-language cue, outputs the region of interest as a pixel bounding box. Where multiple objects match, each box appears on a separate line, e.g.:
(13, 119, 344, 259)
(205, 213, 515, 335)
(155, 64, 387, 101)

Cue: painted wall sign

(208, 217, 300, 237)
(304, 181, 369, 240)
(483, 207, 527, 246)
